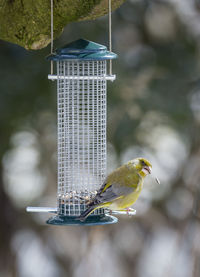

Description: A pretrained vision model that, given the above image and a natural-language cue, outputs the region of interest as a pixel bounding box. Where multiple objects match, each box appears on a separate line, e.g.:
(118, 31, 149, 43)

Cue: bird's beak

(142, 166, 152, 175)
(143, 165, 161, 184)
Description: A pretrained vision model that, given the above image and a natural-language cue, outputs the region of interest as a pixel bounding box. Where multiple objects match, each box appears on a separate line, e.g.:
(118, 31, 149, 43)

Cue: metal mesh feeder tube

(46, 39, 118, 225)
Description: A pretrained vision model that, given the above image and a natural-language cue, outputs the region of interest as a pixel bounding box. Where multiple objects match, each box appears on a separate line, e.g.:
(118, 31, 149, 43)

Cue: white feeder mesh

(57, 60, 107, 216)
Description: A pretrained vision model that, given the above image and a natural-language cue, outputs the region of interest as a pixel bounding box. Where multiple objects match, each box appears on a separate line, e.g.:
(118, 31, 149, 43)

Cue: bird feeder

(27, 39, 119, 225)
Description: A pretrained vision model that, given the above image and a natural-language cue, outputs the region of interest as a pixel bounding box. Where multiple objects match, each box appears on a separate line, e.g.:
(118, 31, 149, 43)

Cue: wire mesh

(57, 60, 107, 216)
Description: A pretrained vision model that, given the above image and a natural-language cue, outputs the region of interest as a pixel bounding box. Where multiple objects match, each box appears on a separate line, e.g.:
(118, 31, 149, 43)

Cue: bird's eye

(141, 160, 146, 166)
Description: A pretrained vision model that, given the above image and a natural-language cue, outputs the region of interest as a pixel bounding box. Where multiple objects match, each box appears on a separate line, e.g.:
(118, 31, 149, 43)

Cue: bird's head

(128, 157, 152, 177)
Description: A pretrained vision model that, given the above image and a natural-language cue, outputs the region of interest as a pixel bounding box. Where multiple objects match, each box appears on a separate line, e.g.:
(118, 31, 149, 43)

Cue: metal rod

(50, 0, 54, 75)
(108, 0, 112, 76)
(48, 74, 116, 81)
(26, 206, 57, 213)
(105, 209, 136, 216)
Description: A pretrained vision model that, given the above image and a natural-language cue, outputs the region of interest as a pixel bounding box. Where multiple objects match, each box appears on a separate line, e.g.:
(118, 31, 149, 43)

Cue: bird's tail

(77, 205, 98, 222)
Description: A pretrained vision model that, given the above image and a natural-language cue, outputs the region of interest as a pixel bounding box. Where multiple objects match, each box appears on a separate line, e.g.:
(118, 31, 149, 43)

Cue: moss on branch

(0, 0, 125, 50)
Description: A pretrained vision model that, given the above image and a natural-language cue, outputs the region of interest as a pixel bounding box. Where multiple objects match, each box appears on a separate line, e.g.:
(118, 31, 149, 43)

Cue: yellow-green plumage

(78, 157, 152, 221)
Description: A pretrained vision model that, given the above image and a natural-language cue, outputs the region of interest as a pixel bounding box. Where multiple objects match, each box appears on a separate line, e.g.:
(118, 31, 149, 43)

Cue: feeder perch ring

(26, 206, 136, 225)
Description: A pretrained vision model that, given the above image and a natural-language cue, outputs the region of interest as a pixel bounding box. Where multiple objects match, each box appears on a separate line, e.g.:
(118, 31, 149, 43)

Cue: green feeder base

(46, 214, 118, 226)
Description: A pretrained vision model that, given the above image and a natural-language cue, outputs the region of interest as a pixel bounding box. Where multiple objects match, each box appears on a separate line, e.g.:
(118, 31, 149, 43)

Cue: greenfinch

(78, 157, 153, 221)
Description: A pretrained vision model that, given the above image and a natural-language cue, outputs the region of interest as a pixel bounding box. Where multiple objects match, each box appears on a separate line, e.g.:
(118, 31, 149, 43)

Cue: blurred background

(1, 0, 200, 276)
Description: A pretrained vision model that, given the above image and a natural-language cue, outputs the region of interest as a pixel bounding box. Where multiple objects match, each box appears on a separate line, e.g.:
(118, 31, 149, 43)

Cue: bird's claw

(105, 208, 112, 215)
(126, 208, 136, 216)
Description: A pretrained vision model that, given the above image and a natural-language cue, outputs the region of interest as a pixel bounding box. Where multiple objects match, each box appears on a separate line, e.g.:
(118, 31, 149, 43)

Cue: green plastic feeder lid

(47, 39, 117, 61)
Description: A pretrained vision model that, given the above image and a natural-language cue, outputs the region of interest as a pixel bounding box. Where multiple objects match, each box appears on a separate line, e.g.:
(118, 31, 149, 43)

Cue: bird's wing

(93, 182, 134, 205)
